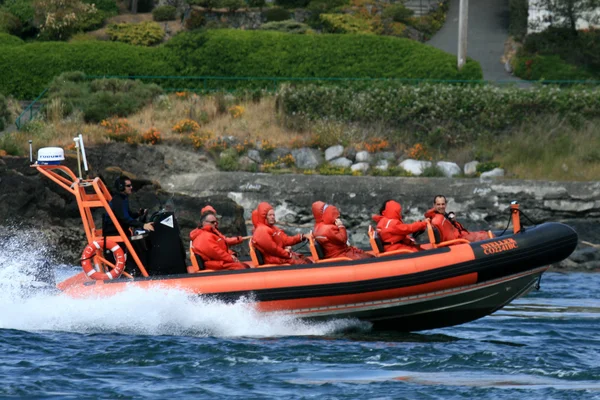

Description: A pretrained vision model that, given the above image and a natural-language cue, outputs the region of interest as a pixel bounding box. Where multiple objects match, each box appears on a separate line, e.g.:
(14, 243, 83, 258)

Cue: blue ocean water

(0, 233, 599, 399)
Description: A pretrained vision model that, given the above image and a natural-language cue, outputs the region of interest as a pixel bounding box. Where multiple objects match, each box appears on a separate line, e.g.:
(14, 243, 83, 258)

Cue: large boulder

(292, 147, 324, 169)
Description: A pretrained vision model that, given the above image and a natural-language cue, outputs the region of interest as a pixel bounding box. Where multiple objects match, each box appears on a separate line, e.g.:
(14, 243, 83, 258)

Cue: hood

(322, 204, 340, 224)
(256, 202, 273, 226)
(382, 200, 402, 221)
(190, 227, 202, 241)
(201, 205, 217, 215)
(251, 209, 259, 229)
(312, 201, 326, 224)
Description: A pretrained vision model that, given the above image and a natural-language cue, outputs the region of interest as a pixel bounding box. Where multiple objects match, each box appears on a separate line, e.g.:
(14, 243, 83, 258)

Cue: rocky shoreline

(1, 143, 599, 271)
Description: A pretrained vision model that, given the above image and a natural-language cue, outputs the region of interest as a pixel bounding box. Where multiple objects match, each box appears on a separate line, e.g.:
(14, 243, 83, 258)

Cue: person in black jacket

(104, 176, 154, 236)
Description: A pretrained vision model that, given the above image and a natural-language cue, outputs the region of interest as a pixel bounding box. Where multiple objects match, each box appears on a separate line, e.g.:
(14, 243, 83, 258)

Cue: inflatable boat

(34, 144, 578, 331)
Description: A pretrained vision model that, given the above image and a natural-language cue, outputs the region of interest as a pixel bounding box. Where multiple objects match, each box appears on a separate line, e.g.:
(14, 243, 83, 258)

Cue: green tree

(532, 0, 600, 34)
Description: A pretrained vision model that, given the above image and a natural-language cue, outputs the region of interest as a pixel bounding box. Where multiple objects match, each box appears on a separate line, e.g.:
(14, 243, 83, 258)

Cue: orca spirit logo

(480, 238, 518, 255)
(160, 215, 174, 228)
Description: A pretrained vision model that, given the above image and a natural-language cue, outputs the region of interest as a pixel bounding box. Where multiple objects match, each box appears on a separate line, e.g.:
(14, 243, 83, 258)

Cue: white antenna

(78, 133, 88, 172)
(28, 140, 33, 164)
(73, 137, 82, 179)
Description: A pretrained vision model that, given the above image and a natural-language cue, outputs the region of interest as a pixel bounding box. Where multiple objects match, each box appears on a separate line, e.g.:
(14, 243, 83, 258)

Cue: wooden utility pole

(457, 0, 469, 70)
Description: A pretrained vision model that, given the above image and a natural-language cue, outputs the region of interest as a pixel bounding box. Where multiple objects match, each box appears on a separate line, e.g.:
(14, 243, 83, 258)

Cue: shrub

(83, 0, 118, 15)
(189, 0, 220, 11)
(68, 32, 98, 42)
(263, 7, 291, 22)
(3, 0, 36, 36)
(248, 0, 265, 7)
(107, 21, 165, 46)
(382, 4, 414, 23)
(260, 20, 311, 34)
(45, 73, 164, 122)
(141, 127, 162, 145)
(100, 118, 140, 143)
(320, 13, 374, 34)
(173, 119, 201, 134)
(190, 129, 214, 149)
(317, 163, 351, 175)
(222, 0, 245, 12)
(153, 5, 177, 21)
(0, 94, 11, 131)
(228, 105, 245, 118)
(33, 0, 98, 40)
(185, 10, 206, 30)
(476, 161, 501, 173)
(0, 32, 24, 45)
(274, 0, 309, 8)
(218, 152, 239, 171)
(0, 10, 22, 35)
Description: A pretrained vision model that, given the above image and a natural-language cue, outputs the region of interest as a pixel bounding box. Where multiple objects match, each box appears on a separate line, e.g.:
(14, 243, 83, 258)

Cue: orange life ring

(81, 239, 126, 280)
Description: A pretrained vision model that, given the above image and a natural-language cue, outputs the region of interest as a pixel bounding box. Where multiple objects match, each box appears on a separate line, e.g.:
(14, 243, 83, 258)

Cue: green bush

(77, 9, 108, 32)
(0, 93, 11, 131)
(278, 84, 600, 148)
(248, 0, 266, 7)
(0, 10, 22, 35)
(107, 21, 165, 46)
(263, 7, 291, 22)
(153, 5, 177, 21)
(46, 72, 164, 122)
(382, 4, 414, 23)
(221, 0, 244, 12)
(476, 161, 501, 173)
(320, 13, 373, 34)
(259, 20, 311, 34)
(3, 0, 36, 36)
(217, 149, 239, 171)
(513, 54, 595, 81)
(189, 0, 220, 10)
(0, 32, 24, 45)
(275, 0, 309, 8)
(0, 41, 176, 99)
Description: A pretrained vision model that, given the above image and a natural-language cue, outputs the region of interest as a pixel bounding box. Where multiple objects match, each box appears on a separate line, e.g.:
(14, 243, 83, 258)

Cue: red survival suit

(372, 200, 427, 252)
(252, 202, 311, 265)
(313, 204, 373, 260)
(424, 208, 490, 243)
(190, 225, 249, 270)
(201, 205, 245, 249)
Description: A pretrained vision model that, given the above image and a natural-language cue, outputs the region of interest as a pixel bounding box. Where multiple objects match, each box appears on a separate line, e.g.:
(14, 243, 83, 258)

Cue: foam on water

(0, 229, 368, 338)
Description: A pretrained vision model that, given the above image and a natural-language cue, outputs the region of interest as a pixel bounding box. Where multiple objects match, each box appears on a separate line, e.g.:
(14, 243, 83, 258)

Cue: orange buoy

(81, 239, 126, 280)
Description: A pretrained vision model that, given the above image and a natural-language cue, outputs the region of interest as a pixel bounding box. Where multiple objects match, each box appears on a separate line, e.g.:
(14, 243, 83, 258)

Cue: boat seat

(187, 242, 213, 273)
(248, 240, 279, 268)
(367, 225, 415, 257)
(426, 220, 470, 248)
(308, 234, 352, 263)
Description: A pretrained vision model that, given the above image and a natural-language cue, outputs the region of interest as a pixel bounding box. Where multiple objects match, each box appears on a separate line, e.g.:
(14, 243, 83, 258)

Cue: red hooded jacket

(190, 225, 248, 270)
(252, 202, 307, 265)
(311, 201, 326, 232)
(424, 208, 490, 242)
(201, 204, 244, 247)
(313, 204, 372, 260)
(372, 200, 427, 252)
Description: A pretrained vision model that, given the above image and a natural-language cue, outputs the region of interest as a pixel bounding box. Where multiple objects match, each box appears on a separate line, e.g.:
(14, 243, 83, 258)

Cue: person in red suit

(200, 205, 246, 251)
(372, 200, 428, 253)
(313, 203, 373, 260)
(252, 202, 311, 265)
(424, 195, 490, 243)
(190, 211, 250, 270)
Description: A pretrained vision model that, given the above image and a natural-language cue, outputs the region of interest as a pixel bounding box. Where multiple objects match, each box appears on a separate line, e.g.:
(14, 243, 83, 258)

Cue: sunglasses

(205, 220, 218, 225)
(125, 184, 133, 188)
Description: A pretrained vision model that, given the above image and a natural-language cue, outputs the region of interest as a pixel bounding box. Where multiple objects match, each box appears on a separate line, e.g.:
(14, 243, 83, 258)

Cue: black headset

(115, 176, 128, 192)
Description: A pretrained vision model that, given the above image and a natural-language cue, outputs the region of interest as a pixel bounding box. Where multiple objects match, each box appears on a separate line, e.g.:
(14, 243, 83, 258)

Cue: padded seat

(308, 234, 351, 263)
(367, 225, 416, 257)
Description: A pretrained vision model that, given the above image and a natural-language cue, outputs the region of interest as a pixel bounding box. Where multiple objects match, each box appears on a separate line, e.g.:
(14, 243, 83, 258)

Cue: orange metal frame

(34, 164, 149, 277)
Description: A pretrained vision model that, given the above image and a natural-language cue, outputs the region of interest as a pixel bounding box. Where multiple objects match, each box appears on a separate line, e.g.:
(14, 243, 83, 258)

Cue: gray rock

(437, 161, 461, 177)
(399, 159, 432, 176)
(237, 156, 256, 171)
(291, 147, 324, 169)
(480, 168, 505, 179)
(375, 151, 396, 161)
(351, 162, 369, 173)
(345, 147, 357, 161)
(570, 247, 600, 263)
(247, 149, 262, 163)
(464, 161, 479, 176)
(330, 157, 353, 168)
(356, 151, 371, 163)
(375, 159, 389, 171)
(325, 145, 344, 161)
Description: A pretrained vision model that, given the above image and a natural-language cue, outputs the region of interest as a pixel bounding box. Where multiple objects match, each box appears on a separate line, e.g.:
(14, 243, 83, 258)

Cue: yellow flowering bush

(228, 105, 245, 119)
(234, 139, 254, 154)
(141, 127, 162, 145)
(261, 139, 275, 153)
(101, 118, 139, 143)
(190, 129, 215, 149)
(407, 143, 432, 160)
(205, 137, 228, 153)
(364, 137, 389, 152)
(172, 119, 200, 134)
